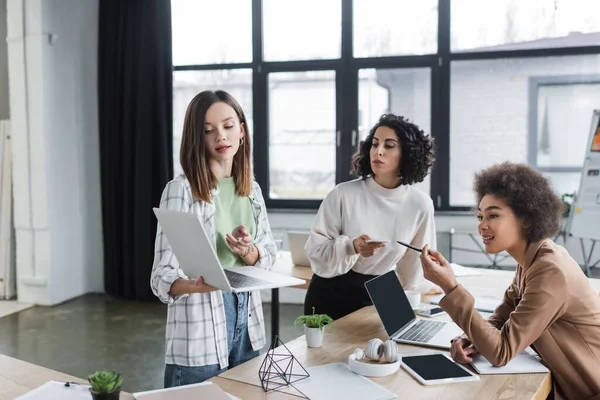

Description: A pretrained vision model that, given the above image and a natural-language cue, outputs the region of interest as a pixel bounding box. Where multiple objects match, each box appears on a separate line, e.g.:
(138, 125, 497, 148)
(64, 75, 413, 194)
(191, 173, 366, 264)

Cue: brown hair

(180, 90, 252, 202)
(474, 162, 563, 242)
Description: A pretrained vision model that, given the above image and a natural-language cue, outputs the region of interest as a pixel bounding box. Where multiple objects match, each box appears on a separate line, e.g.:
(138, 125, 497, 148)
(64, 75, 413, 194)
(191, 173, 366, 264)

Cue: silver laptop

(287, 231, 311, 267)
(365, 270, 463, 350)
(153, 208, 306, 292)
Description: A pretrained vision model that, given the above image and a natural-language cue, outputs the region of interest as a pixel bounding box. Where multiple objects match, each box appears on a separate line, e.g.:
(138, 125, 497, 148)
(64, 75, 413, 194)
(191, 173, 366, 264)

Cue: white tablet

(401, 353, 479, 386)
(365, 239, 391, 244)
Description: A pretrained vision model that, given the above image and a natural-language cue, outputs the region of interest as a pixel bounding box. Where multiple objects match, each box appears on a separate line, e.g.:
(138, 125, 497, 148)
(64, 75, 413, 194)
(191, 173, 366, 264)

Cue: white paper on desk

(450, 263, 482, 276)
(471, 348, 548, 375)
(293, 362, 396, 400)
(133, 381, 240, 400)
(15, 380, 91, 400)
(429, 295, 501, 313)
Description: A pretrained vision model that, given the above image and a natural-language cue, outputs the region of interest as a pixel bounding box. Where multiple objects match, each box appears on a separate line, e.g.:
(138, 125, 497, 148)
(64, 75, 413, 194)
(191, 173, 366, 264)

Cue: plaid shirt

(150, 174, 276, 368)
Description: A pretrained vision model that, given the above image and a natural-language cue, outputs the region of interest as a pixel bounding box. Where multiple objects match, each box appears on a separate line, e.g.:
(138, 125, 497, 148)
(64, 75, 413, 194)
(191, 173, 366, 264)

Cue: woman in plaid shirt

(151, 90, 277, 387)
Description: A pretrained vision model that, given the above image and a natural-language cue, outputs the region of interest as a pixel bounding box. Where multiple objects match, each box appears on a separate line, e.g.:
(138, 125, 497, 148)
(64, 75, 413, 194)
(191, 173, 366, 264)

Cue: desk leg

(271, 288, 279, 342)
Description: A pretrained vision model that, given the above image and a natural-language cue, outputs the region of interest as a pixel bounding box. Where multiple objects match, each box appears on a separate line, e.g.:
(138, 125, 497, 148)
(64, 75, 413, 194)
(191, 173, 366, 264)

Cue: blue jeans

(163, 291, 259, 388)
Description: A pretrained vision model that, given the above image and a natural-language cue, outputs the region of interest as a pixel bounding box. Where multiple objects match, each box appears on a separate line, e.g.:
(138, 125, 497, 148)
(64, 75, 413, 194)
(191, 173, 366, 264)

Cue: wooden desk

(221, 270, 600, 399)
(0, 353, 251, 400)
(270, 251, 314, 340)
(0, 354, 134, 400)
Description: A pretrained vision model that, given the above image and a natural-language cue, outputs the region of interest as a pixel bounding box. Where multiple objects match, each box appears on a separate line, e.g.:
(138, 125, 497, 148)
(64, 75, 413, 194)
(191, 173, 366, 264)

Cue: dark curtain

(98, 0, 173, 300)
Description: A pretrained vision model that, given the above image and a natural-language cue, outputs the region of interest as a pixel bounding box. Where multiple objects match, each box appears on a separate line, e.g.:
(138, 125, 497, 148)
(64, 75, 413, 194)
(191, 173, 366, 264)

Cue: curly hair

(474, 162, 564, 242)
(351, 114, 435, 185)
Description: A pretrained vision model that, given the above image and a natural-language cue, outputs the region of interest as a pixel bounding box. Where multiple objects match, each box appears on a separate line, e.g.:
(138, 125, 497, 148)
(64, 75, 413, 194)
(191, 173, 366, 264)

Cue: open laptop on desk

(153, 208, 305, 292)
(287, 231, 311, 267)
(365, 270, 463, 350)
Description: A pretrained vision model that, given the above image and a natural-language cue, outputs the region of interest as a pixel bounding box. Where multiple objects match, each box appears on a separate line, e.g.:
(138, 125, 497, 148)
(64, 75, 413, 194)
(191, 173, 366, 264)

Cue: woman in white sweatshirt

(304, 114, 441, 320)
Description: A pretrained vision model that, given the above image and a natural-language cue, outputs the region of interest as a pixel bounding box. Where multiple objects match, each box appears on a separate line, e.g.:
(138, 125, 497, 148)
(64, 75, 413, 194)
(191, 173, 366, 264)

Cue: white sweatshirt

(304, 177, 436, 292)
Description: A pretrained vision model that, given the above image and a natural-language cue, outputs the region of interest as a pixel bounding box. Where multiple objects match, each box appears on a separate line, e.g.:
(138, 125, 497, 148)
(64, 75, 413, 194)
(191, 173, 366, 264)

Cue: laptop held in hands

(153, 208, 305, 292)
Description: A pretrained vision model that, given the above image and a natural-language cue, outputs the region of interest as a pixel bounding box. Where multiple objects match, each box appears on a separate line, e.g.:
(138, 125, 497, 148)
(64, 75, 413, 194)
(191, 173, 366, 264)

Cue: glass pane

(263, 0, 341, 61)
(268, 71, 336, 199)
(171, 0, 252, 65)
(173, 70, 253, 176)
(353, 0, 437, 57)
(449, 55, 600, 207)
(358, 68, 431, 195)
(543, 172, 581, 197)
(537, 83, 600, 168)
(452, 0, 600, 52)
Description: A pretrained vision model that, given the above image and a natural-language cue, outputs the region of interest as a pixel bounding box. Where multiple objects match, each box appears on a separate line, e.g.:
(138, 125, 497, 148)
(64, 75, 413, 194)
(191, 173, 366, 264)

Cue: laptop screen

(364, 270, 416, 337)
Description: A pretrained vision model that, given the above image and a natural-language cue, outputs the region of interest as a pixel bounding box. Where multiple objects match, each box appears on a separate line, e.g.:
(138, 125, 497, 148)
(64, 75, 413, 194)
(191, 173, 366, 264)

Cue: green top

(214, 177, 257, 269)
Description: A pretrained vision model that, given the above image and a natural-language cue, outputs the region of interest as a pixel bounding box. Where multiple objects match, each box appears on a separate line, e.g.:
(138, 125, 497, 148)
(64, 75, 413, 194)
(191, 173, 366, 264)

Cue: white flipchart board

(569, 110, 600, 241)
(0, 120, 16, 299)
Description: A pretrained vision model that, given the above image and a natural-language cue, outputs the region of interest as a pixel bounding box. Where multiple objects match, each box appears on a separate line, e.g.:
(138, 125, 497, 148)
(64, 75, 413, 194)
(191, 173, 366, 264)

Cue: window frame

(528, 74, 600, 173)
(172, 0, 600, 212)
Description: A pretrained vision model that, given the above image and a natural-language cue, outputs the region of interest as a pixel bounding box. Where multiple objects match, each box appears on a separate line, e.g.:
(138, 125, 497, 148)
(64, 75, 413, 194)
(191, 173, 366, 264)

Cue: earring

(240, 138, 244, 145)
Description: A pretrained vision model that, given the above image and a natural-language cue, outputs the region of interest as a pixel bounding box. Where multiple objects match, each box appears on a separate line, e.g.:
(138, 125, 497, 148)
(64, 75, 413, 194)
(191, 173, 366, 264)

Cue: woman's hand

(226, 225, 259, 265)
(450, 336, 479, 364)
(425, 285, 444, 295)
(419, 245, 458, 294)
(353, 235, 386, 257)
(170, 276, 218, 295)
(226, 225, 254, 256)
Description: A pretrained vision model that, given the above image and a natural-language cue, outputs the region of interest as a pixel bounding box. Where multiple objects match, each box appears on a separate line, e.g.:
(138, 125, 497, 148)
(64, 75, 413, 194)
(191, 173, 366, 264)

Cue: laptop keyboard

(224, 269, 271, 288)
(397, 319, 445, 343)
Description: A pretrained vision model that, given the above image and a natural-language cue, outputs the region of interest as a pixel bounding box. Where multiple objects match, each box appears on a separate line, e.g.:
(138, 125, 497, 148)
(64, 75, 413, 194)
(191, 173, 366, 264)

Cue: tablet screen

(402, 354, 472, 381)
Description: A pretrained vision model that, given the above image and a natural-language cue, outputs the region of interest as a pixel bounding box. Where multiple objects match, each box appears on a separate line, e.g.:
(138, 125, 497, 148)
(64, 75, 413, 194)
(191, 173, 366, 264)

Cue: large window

(353, 0, 438, 57)
(358, 68, 432, 195)
(451, 0, 600, 52)
(172, 0, 600, 211)
(171, 0, 252, 65)
(172, 70, 253, 177)
(268, 71, 337, 199)
(263, 0, 342, 61)
(449, 55, 600, 206)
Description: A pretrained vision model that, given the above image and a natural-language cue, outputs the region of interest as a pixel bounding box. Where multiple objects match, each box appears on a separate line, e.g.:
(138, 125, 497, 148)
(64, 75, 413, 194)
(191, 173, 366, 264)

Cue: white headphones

(348, 338, 401, 377)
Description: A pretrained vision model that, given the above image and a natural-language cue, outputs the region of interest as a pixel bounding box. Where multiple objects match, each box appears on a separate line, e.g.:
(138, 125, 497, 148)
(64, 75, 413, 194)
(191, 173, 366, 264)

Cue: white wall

(0, 0, 9, 120)
(7, 0, 103, 305)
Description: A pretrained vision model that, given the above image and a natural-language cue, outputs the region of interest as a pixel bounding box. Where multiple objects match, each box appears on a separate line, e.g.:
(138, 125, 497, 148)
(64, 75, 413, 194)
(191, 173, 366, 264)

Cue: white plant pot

(304, 326, 324, 348)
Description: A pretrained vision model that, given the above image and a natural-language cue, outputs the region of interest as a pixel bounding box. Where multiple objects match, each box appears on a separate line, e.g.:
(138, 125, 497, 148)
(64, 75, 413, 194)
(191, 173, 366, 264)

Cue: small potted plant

(294, 307, 334, 348)
(561, 192, 575, 218)
(88, 370, 123, 400)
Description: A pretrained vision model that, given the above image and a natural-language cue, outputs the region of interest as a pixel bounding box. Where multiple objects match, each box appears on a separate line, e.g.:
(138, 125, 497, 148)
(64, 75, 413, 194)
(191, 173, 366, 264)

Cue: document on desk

(450, 263, 482, 277)
(429, 295, 501, 313)
(293, 362, 396, 400)
(470, 348, 548, 375)
(15, 380, 91, 400)
(133, 381, 239, 399)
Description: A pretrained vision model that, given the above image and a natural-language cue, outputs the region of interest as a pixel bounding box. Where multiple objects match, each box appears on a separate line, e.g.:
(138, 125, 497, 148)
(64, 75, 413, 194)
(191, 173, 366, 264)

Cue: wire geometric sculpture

(258, 335, 310, 394)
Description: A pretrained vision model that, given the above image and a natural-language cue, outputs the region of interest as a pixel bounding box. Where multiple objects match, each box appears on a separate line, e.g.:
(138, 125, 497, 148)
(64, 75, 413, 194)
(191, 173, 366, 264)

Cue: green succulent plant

(294, 307, 334, 332)
(88, 370, 123, 394)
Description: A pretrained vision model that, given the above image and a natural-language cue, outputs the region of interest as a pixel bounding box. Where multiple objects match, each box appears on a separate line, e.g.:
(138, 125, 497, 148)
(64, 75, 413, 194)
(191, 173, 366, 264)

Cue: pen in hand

(396, 240, 432, 255)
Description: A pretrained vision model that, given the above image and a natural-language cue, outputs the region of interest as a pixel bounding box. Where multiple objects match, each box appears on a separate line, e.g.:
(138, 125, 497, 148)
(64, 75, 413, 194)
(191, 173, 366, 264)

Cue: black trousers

(303, 270, 377, 320)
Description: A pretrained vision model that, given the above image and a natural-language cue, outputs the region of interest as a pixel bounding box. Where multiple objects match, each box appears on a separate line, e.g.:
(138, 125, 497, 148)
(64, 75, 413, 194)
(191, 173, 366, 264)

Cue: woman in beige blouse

(420, 162, 600, 400)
